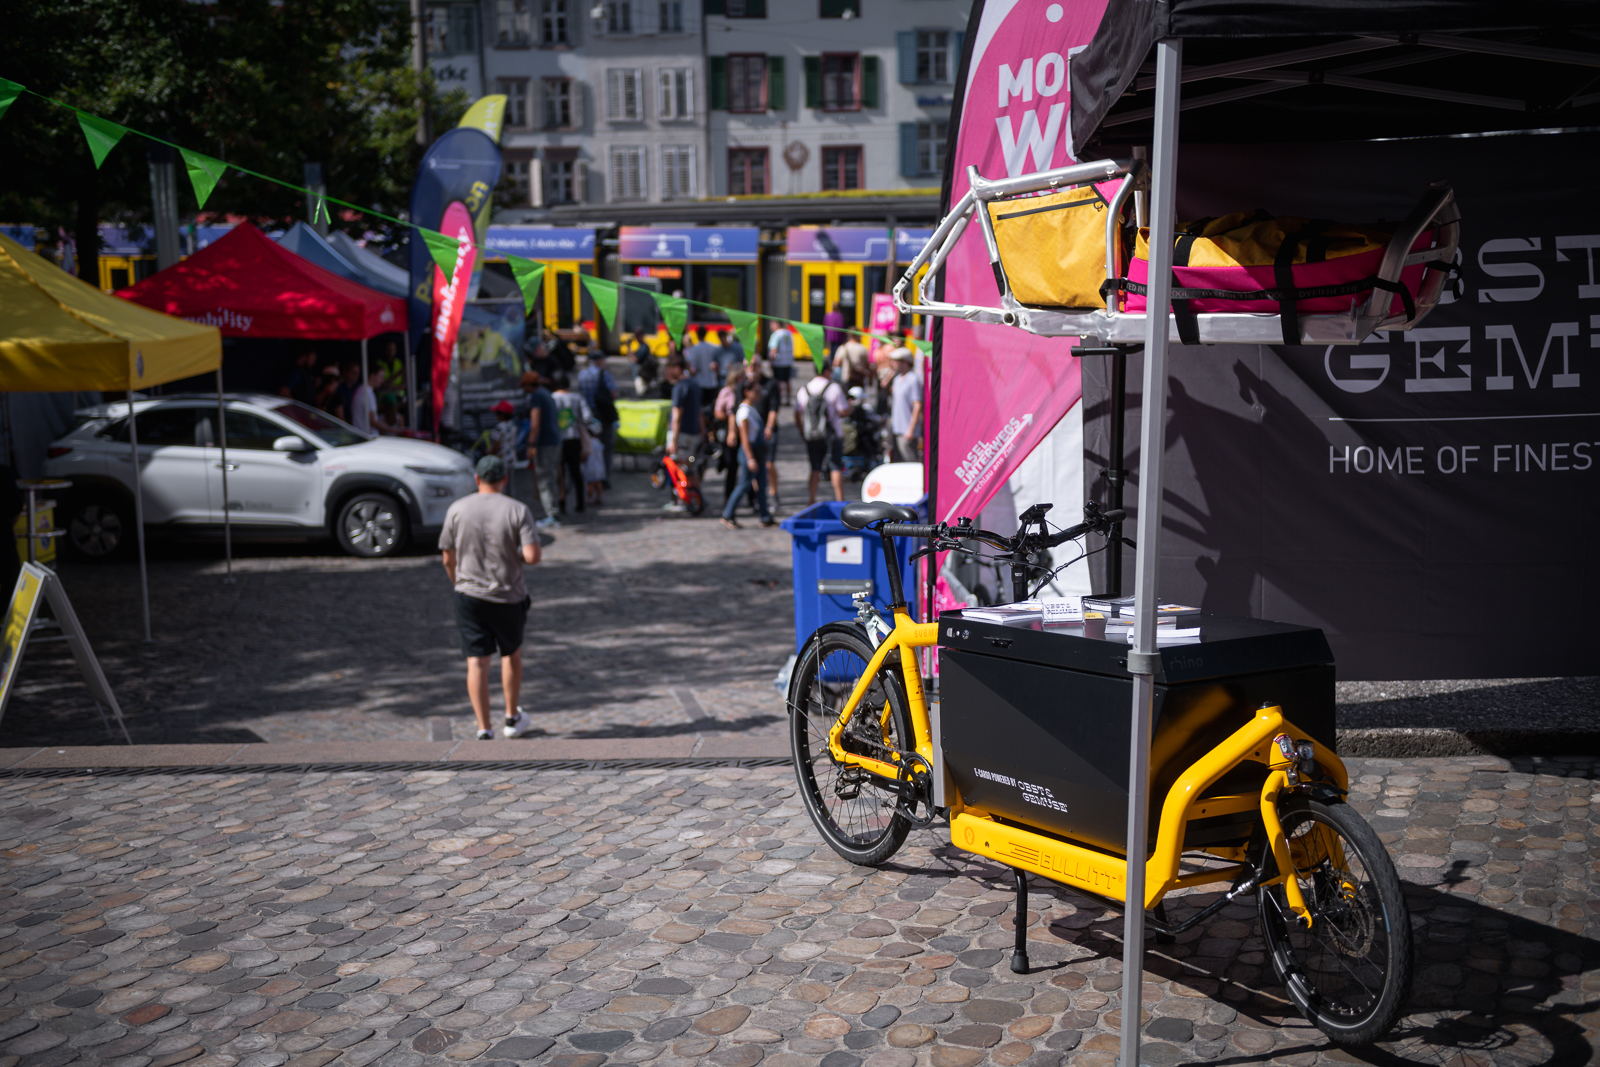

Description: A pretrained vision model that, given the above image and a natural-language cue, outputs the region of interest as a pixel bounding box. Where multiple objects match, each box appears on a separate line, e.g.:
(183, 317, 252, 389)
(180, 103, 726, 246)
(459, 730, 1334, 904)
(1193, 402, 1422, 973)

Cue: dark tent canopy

(1070, 0, 1600, 149)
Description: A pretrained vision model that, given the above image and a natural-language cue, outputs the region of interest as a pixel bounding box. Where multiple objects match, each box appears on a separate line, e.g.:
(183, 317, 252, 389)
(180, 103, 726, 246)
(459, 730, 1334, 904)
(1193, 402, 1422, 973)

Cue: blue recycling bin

(780, 499, 926, 655)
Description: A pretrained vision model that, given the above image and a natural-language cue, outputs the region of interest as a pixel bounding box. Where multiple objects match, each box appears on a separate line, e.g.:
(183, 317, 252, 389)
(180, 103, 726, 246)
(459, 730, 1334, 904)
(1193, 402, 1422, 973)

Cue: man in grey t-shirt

(439, 455, 541, 740)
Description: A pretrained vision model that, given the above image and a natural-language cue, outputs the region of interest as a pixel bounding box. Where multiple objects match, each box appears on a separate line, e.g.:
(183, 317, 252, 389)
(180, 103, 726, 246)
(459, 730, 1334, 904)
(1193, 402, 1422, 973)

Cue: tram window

(808, 274, 827, 324)
(556, 272, 575, 329)
(705, 266, 743, 315)
(864, 266, 887, 302)
(108, 266, 131, 291)
(838, 274, 858, 326)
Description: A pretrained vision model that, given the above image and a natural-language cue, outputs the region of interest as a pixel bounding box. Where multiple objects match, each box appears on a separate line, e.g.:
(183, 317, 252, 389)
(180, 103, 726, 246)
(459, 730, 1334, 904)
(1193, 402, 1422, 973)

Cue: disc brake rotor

(1312, 866, 1375, 956)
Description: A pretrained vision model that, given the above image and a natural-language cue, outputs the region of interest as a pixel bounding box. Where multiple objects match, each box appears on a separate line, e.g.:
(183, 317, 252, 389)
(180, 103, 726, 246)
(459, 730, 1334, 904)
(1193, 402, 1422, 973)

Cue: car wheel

(63, 493, 134, 562)
(335, 492, 407, 558)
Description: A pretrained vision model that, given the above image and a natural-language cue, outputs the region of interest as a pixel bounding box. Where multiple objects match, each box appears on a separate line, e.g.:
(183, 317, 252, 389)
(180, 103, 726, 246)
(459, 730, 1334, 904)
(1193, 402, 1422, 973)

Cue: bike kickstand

(1009, 867, 1029, 974)
(1153, 901, 1175, 945)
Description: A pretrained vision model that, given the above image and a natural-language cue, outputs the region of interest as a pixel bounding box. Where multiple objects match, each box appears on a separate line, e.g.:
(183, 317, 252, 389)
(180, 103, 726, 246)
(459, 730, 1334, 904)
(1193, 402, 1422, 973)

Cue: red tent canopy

(118, 222, 407, 339)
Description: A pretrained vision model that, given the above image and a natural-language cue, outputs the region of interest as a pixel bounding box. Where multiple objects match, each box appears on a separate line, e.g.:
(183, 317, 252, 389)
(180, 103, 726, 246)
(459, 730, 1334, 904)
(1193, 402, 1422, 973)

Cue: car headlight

(405, 464, 466, 477)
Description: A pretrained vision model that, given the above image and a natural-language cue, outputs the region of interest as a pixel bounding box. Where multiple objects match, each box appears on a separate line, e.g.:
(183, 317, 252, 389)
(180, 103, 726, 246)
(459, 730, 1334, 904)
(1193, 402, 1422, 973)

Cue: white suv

(44, 394, 478, 560)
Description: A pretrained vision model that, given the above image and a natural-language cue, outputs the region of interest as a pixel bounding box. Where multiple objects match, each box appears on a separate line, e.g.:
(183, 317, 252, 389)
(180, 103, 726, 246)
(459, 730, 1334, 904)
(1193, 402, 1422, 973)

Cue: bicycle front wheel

(1259, 796, 1413, 1046)
(788, 623, 915, 866)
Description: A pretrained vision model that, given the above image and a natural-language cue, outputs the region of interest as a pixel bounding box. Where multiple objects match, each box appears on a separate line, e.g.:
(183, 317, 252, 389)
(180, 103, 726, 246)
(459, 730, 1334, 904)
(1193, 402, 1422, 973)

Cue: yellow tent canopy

(0, 232, 220, 391)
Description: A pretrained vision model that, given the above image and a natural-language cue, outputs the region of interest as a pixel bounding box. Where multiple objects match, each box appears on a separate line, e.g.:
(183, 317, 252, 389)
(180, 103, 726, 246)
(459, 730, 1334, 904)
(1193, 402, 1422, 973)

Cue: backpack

(801, 381, 834, 442)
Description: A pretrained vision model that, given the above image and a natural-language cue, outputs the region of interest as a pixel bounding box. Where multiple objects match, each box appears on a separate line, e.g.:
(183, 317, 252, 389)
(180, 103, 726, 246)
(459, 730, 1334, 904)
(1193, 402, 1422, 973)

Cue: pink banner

(932, 0, 1107, 527)
(431, 201, 477, 436)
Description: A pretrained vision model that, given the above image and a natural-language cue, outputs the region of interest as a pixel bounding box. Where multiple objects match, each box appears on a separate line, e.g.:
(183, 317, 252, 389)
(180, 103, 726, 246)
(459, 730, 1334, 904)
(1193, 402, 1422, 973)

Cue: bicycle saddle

(841, 502, 920, 530)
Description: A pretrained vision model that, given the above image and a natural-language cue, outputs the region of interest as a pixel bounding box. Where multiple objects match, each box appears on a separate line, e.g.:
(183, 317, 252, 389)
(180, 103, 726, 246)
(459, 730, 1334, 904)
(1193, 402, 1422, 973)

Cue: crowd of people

(290, 316, 927, 534)
(640, 315, 924, 529)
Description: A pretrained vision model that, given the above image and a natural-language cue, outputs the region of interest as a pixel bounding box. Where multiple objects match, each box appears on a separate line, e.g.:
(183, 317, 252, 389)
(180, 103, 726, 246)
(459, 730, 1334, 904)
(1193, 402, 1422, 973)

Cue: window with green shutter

(899, 123, 919, 179)
(803, 56, 822, 109)
(862, 56, 879, 108)
(709, 55, 729, 110)
(897, 32, 916, 84)
(767, 56, 786, 111)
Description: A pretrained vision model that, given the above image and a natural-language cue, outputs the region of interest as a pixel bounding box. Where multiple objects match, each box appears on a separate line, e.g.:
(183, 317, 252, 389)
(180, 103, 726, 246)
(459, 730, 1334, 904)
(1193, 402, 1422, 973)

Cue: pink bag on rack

(1115, 211, 1439, 344)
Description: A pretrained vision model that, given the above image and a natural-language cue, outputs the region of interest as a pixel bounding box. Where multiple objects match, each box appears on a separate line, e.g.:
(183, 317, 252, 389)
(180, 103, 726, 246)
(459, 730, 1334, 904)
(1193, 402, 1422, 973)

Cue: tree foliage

(0, 0, 466, 279)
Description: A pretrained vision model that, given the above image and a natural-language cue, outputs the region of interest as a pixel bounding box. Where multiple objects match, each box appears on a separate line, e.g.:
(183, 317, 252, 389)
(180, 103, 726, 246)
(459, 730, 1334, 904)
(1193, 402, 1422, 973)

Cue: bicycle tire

(788, 623, 915, 866)
(650, 463, 669, 490)
(1258, 795, 1412, 1046)
(684, 489, 705, 516)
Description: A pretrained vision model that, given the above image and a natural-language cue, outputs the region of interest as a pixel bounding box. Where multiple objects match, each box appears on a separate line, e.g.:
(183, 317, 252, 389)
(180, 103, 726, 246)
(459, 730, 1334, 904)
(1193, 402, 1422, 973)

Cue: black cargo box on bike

(937, 612, 1336, 855)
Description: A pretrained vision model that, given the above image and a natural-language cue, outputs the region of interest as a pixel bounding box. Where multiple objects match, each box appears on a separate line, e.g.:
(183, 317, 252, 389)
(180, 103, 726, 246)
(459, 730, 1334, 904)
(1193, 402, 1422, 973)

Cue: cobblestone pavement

(0, 755, 1595, 1067)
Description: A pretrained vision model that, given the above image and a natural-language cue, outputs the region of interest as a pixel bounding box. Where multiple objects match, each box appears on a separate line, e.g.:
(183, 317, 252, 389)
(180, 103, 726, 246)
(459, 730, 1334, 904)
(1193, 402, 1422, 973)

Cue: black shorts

(805, 437, 844, 473)
(773, 365, 793, 382)
(455, 592, 530, 657)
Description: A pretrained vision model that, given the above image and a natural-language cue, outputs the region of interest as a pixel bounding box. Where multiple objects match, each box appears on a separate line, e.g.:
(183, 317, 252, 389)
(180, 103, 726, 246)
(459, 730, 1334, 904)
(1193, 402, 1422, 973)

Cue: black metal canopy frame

(922, 3, 1600, 1065)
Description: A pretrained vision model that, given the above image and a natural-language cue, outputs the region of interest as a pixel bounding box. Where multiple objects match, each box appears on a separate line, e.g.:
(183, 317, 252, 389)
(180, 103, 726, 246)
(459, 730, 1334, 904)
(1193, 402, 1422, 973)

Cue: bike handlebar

(874, 506, 1127, 553)
(881, 523, 939, 539)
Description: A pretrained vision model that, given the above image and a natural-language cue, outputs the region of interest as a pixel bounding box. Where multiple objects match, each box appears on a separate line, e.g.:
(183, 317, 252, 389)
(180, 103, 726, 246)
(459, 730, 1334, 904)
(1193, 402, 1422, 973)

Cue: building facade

(426, 1, 968, 214)
(428, 0, 708, 213)
(704, 0, 968, 198)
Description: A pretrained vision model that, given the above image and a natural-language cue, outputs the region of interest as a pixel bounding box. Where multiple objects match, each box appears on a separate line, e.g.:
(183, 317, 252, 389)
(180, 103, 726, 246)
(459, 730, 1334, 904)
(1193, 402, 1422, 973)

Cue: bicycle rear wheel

(788, 623, 915, 866)
(1259, 796, 1412, 1046)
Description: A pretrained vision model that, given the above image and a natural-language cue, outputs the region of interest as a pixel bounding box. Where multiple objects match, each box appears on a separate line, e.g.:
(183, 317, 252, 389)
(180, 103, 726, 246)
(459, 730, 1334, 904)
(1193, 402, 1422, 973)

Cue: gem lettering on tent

(1484, 322, 1582, 389)
(1402, 327, 1471, 393)
(1477, 237, 1545, 302)
(1323, 345, 1390, 393)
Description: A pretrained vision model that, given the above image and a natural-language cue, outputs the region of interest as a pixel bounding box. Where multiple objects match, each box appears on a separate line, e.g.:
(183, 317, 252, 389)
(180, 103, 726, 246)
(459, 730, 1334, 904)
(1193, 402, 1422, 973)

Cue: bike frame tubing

(948, 706, 1341, 918)
(824, 611, 940, 777)
(825, 531, 940, 779)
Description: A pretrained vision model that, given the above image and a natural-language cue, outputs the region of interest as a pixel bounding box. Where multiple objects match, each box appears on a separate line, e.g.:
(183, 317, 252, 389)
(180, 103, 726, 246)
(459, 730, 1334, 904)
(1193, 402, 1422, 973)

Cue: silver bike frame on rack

(893, 158, 1460, 346)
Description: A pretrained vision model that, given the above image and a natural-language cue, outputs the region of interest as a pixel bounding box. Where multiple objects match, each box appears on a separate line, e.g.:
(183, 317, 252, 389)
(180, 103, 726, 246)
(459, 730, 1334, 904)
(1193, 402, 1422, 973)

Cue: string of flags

(0, 75, 933, 370)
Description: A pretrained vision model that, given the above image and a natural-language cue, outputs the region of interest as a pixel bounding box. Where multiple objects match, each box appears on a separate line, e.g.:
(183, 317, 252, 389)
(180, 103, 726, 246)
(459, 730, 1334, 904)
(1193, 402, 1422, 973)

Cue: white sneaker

(503, 708, 534, 738)
(476, 729, 493, 740)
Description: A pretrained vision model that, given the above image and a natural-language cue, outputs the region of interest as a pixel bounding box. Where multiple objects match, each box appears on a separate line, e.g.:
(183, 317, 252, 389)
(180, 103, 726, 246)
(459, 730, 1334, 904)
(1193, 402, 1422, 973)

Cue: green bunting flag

(913, 339, 932, 358)
(506, 255, 546, 317)
(579, 275, 619, 331)
(77, 112, 127, 169)
(179, 148, 227, 209)
(650, 291, 687, 347)
(795, 322, 828, 372)
(0, 79, 22, 122)
(420, 228, 460, 278)
(314, 193, 331, 226)
(726, 308, 759, 362)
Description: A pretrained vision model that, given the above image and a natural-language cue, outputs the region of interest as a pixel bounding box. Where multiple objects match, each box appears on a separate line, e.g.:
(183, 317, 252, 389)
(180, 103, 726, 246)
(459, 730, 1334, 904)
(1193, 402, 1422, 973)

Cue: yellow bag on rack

(986, 185, 1117, 310)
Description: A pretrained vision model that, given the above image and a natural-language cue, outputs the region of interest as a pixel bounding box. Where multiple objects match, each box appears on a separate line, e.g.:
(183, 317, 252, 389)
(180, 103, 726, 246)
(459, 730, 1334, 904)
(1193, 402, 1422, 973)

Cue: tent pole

(128, 400, 152, 643)
(217, 371, 233, 584)
(361, 337, 369, 385)
(404, 333, 417, 432)
(1122, 36, 1182, 1067)
(1104, 348, 1127, 597)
